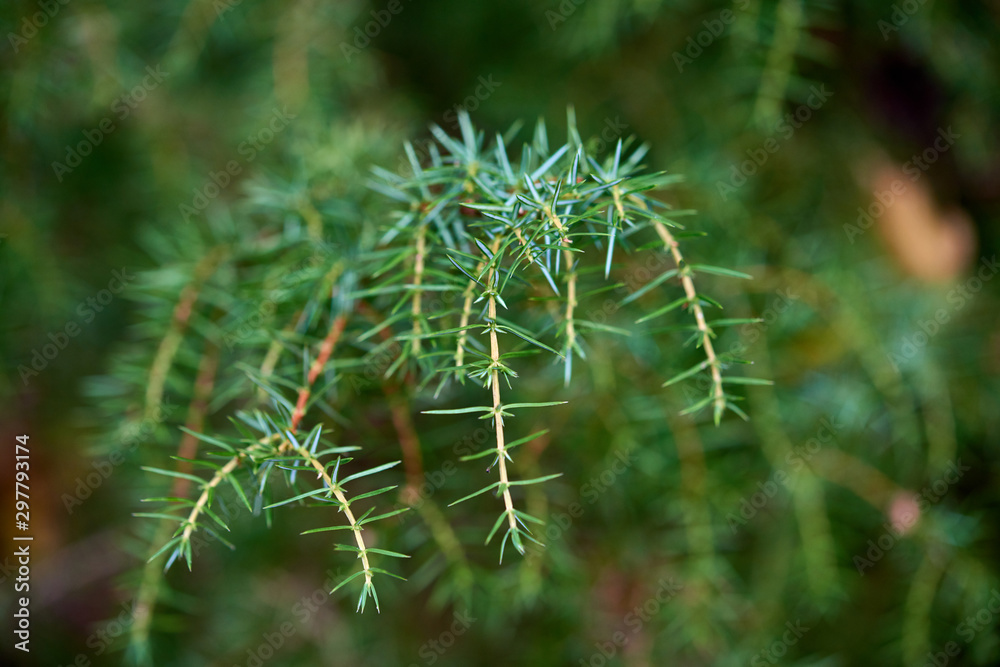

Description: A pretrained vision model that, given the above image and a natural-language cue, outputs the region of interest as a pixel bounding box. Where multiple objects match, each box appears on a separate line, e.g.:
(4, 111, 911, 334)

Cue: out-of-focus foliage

(2, 0, 999, 666)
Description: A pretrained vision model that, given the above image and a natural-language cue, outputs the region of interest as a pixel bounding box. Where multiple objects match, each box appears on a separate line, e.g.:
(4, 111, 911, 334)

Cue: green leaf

(176, 427, 236, 452)
(147, 537, 183, 564)
(141, 467, 206, 486)
(448, 482, 501, 507)
(132, 512, 190, 523)
(514, 510, 545, 526)
(620, 269, 679, 305)
(330, 570, 368, 595)
(636, 296, 688, 323)
(339, 461, 402, 487)
(574, 320, 631, 336)
(485, 511, 510, 545)
(364, 548, 412, 559)
(661, 361, 709, 387)
(301, 524, 355, 535)
(263, 486, 331, 510)
(422, 406, 494, 415)
(460, 429, 549, 461)
(507, 473, 563, 486)
(226, 474, 253, 512)
(200, 504, 231, 532)
(496, 325, 561, 356)
(349, 485, 398, 501)
(368, 567, 407, 580)
(708, 318, 764, 328)
(689, 264, 753, 280)
(679, 394, 715, 417)
(722, 376, 774, 386)
(140, 497, 196, 505)
(356, 507, 410, 526)
(446, 253, 485, 287)
(502, 401, 567, 410)
(726, 402, 750, 420)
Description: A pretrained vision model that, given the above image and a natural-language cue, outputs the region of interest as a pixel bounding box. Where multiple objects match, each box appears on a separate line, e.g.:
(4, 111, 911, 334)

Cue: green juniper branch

(130, 108, 756, 627)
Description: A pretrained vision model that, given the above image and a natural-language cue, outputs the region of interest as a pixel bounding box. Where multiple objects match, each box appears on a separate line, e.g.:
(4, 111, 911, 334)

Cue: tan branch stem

(647, 212, 725, 420)
(288, 313, 347, 434)
(411, 224, 426, 356)
(295, 446, 373, 586)
(487, 268, 518, 537)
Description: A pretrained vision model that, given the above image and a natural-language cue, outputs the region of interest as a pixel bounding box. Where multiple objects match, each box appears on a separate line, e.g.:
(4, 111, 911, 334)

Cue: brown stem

(133, 339, 219, 658)
(383, 382, 424, 493)
(487, 270, 519, 538)
(651, 216, 725, 420)
(172, 344, 220, 498)
(288, 314, 347, 435)
(617, 189, 725, 419)
(146, 246, 228, 421)
(455, 254, 489, 372)
(181, 453, 244, 544)
(411, 224, 426, 356)
(542, 202, 578, 382)
(295, 446, 373, 586)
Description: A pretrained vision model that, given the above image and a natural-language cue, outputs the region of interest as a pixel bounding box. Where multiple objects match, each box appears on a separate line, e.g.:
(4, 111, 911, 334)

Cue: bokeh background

(2, 0, 1000, 665)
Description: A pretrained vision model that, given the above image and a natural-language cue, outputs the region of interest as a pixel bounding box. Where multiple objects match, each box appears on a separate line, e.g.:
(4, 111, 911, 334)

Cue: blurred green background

(2, 0, 999, 665)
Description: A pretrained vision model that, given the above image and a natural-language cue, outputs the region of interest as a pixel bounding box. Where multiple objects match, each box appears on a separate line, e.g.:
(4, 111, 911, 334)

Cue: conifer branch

(411, 223, 426, 356)
(292, 444, 375, 593)
(145, 246, 228, 421)
(131, 341, 220, 663)
(486, 267, 520, 544)
(454, 254, 488, 373)
(543, 200, 578, 384)
(288, 313, 347, 434)
(180, 453, 245, 547)
(650, 217, 726, 424)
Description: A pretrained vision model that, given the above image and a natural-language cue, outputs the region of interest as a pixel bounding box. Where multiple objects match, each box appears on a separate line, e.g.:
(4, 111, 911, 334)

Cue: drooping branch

(145, 246, 228, 422)
(486, 266, 519, 540)
(411, 223, 427, 357)
(288, 313, 347, 434)
(293, 445, 374, 590)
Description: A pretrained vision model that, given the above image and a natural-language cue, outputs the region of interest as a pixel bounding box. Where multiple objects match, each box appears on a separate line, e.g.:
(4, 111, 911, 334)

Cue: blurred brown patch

(869, 164, 976, 283)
